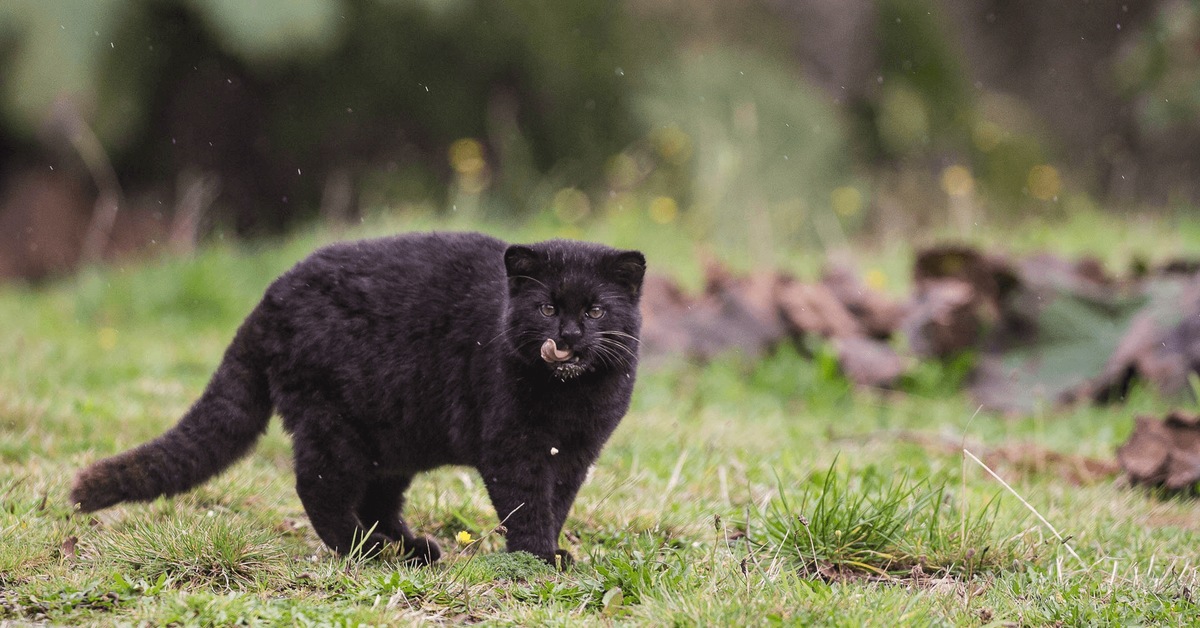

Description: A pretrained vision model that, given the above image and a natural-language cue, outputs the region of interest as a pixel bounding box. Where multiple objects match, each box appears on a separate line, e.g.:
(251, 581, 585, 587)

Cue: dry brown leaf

(776, 280, 862, 339)
(1117, 411, 1200, 491)
(822, 265, 909, 338)
(833, 336, 908, 388)
(61, 536, 78, 562)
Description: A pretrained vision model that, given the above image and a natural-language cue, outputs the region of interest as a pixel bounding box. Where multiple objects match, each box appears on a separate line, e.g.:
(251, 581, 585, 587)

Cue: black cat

(70, 232, 645, 566)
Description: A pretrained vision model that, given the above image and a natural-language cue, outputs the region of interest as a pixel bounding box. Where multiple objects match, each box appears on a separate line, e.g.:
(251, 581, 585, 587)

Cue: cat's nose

(560, 322, 583, 347)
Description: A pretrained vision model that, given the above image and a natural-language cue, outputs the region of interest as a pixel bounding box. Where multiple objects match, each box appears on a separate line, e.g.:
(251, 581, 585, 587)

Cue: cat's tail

(70, 311, 273, 512)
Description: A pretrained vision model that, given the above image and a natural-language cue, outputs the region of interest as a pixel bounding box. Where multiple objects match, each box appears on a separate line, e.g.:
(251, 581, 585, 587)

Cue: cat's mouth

(540, 338, 574, 363)
(540, 339, 586, 380)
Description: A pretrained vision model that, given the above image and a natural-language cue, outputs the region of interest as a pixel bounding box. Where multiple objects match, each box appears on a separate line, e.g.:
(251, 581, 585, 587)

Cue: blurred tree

(940, 0, 1159, 204)
(3, 0, 1200, 282)
(1111, 0, 1200, 203)
(0, 0, 647, 233)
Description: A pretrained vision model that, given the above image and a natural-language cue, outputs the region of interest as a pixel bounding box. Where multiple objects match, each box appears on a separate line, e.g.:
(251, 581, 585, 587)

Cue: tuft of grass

(582, 532, 698, 609)
(459, 551, 553, 582)
(0, 519, 57, 586)
(97, 514, 286, 590)
(0, 476, 73, 586)
(757, 463, 1015, 579)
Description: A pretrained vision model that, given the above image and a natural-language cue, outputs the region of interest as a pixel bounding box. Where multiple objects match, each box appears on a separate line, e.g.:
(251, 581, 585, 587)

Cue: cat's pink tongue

(540, 338, 574, 363)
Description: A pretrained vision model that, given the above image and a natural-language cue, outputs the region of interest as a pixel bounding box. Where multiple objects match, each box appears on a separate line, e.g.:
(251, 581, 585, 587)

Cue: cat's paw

(400, 536, 442, 565)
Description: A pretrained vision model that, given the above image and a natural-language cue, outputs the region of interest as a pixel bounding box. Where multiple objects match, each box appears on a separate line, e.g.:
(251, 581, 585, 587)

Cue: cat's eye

(585, 305, 605, 319)
(539, 303, 556, 317)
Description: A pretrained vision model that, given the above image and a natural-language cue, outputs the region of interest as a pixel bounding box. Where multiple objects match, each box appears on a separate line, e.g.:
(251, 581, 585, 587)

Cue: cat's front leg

(548, 460, 590, 562)
(479, 459, 561, 565)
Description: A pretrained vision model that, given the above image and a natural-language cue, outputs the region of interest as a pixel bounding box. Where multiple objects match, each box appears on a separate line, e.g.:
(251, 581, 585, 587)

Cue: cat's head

(503, 240, 645, 381)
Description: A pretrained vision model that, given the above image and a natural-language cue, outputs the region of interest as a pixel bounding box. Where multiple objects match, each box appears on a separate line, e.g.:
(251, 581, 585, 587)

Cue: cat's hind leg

(357, 476, 441, 565)
(294, 468, 392, 558)
(289, 422, 392, 558)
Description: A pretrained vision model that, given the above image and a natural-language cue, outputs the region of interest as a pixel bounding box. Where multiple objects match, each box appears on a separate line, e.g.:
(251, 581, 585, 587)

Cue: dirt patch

(802, 559, 990, 600)
(983, 444, 1120, 487)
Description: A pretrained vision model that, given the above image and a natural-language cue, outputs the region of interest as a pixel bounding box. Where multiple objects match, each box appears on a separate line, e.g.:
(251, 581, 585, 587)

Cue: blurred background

(1, 0, 1197, 281)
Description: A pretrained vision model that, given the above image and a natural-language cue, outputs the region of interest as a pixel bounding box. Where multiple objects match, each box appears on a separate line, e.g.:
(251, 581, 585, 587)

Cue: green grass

(3, 209, 1200, 625)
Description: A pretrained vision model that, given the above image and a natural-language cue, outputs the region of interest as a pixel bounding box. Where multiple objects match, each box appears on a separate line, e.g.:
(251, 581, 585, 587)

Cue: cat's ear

(504, 245, 541, 278)
(606, 250, 646, 295)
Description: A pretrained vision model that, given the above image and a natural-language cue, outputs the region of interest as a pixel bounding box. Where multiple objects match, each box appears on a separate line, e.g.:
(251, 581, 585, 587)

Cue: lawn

(3, 210, 1200, 625)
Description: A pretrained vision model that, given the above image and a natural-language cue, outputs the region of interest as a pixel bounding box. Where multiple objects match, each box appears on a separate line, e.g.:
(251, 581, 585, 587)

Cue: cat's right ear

(504, 245, 541, 279)
(605, 250, 646, 295)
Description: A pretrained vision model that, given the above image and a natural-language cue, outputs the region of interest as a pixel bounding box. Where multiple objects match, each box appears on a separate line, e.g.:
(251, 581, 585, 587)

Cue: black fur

(70, 232, 645, 566)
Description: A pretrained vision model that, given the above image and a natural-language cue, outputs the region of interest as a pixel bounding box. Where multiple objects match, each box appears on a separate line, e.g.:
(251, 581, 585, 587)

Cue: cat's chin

(550, 357, 588, 381)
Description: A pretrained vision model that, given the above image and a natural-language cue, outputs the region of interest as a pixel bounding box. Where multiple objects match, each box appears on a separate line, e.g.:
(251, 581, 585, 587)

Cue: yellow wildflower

(98, 327, 118, 351)
(648, 196, 678, 224)
(865, 269, 887, 291)
(1028, 164, 1061, 201)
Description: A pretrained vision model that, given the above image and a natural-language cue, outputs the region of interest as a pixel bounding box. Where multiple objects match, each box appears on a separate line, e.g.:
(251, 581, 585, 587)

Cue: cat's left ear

(504, 245, 541, 278)
(605, 250, 646, 295)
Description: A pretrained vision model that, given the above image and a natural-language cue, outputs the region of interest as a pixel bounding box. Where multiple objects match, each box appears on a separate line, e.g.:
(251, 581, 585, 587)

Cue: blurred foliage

(0, 0, 1198, 267)
(869, 1, 1056, 214)
(0, 0, 650, 232)
(874, 0, 969, 154)
(636, 48, 854, 252)
(1114, 0, 1200, 133)
(2, 0, 347, 144)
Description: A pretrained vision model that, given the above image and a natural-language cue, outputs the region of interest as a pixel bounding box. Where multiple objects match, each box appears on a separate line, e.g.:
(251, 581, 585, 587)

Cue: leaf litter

(639, 244, 1200, 492)
(641, 244, 1200, 410)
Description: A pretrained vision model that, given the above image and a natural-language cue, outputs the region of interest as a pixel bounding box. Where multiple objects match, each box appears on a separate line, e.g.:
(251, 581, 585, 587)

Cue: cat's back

(259, 231, 508, 354)
(270, 231, 504, 303)
(304, 231, 505, 284)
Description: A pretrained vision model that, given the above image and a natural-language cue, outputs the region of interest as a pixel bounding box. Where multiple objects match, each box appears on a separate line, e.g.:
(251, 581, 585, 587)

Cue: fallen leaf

(776, 280, 862, 339)
(602, 587, 624, 616)
(1117, 411, 1200, 491)
(61, 536, 77, 562)
(822, 264, 909, 338)
(834, 336, 909, 387)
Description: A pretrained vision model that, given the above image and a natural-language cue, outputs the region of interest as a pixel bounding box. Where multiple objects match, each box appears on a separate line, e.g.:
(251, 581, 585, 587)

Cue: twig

(170, 169, 219, 255)
(962, 447, 1087, 569)
(48, 98, 123, 266)
(319, 168, 354, 229)
(664, 449, 689, 496)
